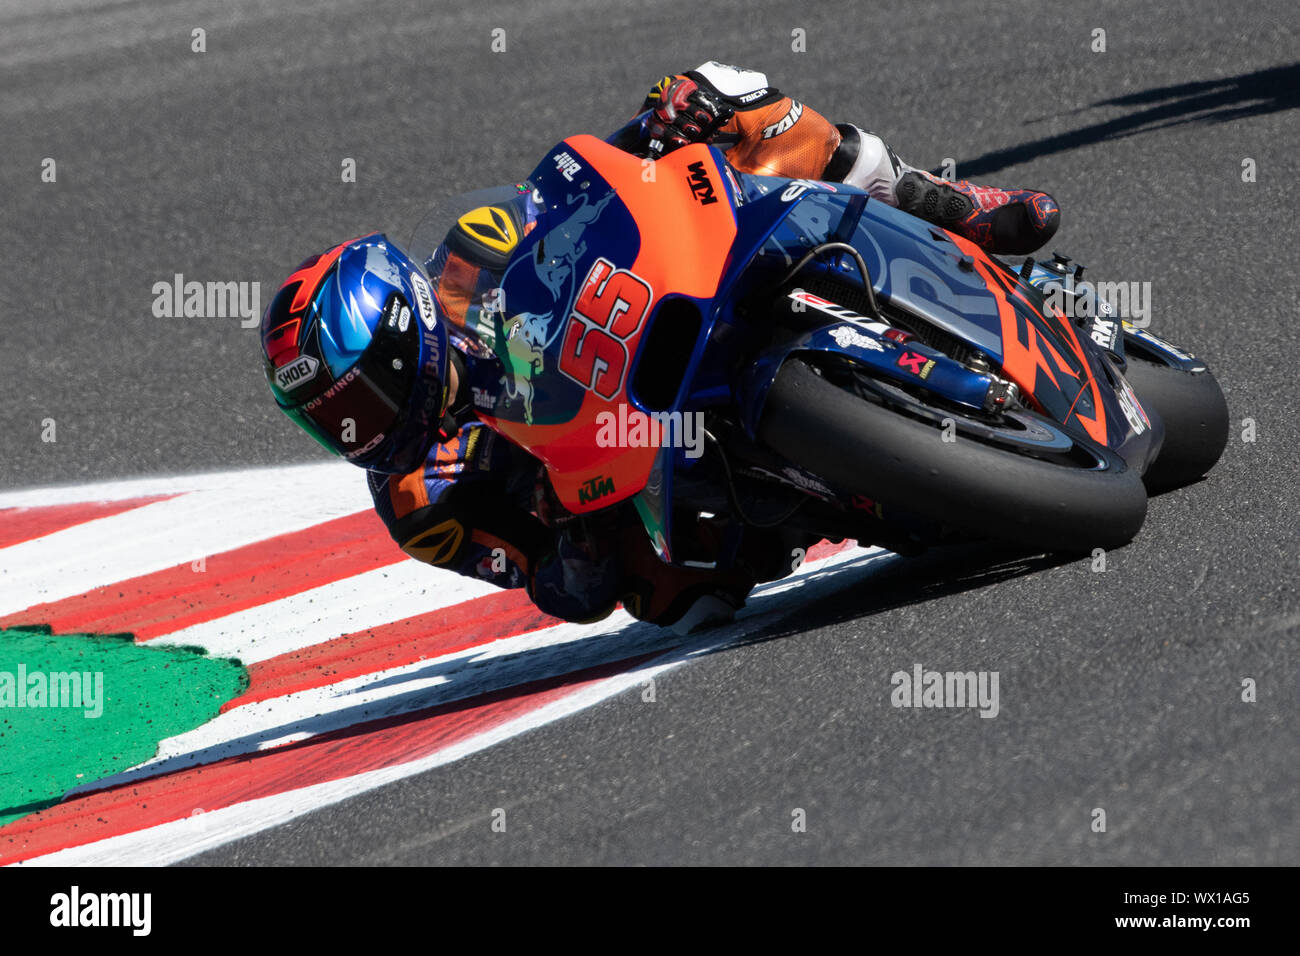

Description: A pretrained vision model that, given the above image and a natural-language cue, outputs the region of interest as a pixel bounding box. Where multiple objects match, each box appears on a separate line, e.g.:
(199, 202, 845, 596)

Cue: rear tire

(758, 358, 1147, 553)
(1121, 356, 1229, 494)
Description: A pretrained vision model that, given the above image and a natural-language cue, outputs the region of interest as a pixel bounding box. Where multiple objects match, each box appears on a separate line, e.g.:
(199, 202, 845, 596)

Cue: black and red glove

(644, 77, 734, 157)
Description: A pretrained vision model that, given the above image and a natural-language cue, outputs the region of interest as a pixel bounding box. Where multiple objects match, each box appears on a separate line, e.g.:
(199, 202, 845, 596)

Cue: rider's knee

(824, 125, 908, 204)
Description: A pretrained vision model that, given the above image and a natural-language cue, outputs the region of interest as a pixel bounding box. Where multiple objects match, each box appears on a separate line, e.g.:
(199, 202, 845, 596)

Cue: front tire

(757, 358, 1148, 553)
(1121, 356, 1229, 494)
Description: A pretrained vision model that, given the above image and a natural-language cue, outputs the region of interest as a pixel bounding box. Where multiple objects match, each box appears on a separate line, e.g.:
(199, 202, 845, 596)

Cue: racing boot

(826, 125, 1060, 255)
(894, 170, 1060, 256)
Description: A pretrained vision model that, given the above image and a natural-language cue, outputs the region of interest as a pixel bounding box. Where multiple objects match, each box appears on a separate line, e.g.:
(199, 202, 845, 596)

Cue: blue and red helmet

(260, 234, 449, 474)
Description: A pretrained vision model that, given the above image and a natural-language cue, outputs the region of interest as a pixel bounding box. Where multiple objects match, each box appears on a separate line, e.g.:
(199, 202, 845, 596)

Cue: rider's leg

(825, 125, 1060, 256)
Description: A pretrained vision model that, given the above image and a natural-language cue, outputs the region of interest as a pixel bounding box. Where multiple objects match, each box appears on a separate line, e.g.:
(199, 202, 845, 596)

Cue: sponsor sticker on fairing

(1115, 376, 1149, 434)
(791, 291, 891, 335)
(780, 178, 837, 202)
(553, 151, 582, 182)
(1090, 315, 1119, 351)
(828, 324, 885, 352)
(686, 161, 718, 205)
(273, 354, 320, 392)
(897, 350, 937, 379)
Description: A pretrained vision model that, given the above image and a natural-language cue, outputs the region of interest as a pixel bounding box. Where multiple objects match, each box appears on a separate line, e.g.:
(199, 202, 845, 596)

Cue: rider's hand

(645, 77, 734, 157)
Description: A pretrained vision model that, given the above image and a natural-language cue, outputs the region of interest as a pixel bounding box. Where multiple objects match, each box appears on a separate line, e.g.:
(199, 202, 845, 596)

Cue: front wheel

(1121, 356, 1229, 494)
(757, 358, 1148, 553)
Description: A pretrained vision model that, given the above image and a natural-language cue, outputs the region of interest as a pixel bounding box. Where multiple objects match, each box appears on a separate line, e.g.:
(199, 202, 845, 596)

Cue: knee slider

(827, 125, 906, 204)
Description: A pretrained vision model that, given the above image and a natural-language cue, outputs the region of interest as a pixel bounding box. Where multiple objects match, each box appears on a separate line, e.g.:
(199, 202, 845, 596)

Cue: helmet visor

(285, 292, 421, 463)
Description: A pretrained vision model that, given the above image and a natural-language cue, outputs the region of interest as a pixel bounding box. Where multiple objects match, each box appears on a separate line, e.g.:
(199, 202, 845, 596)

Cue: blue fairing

(439, 139, 1157, 564)
(677, 176, 1004, 438)
(722, 178, 1004, 360)
(698, 171, 1156, 471)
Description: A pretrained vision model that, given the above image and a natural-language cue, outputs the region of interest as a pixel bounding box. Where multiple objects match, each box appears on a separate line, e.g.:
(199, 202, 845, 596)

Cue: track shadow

(714, 541, 1077, 654)
(952, 62, 1300, 178)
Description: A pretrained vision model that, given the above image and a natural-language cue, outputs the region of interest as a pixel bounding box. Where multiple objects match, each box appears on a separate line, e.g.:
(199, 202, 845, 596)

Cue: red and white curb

(0, 462, 888, 865)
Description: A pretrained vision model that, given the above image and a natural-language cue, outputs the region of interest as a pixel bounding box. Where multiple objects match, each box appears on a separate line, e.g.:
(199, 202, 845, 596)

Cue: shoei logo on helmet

(273, 354, 320, 392)
(410, 274, 436, 331)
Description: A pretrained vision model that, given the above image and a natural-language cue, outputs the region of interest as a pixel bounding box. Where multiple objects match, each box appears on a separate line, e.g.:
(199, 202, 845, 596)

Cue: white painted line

(147, 560, 502, 663)
(0, 467, 372, 616)
(0, 461, 354, 509)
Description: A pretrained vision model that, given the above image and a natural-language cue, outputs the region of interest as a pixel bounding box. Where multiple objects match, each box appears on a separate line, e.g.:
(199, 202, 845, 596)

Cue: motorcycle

(408, 134, 1228, 573)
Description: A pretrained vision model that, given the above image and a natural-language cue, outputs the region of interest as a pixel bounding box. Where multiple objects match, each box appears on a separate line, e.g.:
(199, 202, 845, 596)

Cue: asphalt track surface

(3, 0, 1298, 864)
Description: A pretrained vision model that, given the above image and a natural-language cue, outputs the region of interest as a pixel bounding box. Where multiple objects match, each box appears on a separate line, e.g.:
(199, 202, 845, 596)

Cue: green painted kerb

(0, 626, 247, 828)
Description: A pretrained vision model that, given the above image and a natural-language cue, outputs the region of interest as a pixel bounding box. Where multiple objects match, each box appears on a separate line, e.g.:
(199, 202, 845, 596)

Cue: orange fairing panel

(567, 136, 739, 298)
(530, 137, 738, 512)
(950, 233, 1108, 446)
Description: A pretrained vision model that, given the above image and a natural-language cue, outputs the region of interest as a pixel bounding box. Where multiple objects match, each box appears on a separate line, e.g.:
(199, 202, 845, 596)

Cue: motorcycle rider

(258, 62, 1062, 632)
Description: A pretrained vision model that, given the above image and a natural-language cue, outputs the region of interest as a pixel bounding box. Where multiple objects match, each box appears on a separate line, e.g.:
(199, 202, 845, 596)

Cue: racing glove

(644, 76, 734, 157)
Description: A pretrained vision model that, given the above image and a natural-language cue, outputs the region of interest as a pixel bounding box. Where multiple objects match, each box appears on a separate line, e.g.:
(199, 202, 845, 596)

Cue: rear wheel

(757, 358, 1148, 553)
(1121, 356, 1229, 494)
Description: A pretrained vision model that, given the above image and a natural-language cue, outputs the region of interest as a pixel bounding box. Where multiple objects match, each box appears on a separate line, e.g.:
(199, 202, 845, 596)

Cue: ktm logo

(686, 161, 718, 206)
(577, 475, 615, 505)
(456, 205, 518, 255)
(761, 101, 803, 139)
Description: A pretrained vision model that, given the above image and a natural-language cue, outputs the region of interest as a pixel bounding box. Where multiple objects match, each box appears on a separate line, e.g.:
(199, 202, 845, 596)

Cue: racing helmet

(259, 233, 450, 475)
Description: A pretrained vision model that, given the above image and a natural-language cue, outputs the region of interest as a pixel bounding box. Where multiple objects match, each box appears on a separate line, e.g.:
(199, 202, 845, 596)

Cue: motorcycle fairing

(436, 135, 1165, 561)
(452, 135, 739, 514)
(723, 189, 1161, 472)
